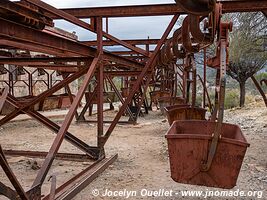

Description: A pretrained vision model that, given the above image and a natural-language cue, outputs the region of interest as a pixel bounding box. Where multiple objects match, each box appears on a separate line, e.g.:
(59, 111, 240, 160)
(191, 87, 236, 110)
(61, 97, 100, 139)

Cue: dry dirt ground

(0, 101, 266, 200)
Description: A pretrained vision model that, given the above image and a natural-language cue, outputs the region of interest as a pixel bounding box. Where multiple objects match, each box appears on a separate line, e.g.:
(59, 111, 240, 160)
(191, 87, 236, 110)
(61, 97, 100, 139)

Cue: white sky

(42, 0, 178, 42)
(42, 0, 174, 9)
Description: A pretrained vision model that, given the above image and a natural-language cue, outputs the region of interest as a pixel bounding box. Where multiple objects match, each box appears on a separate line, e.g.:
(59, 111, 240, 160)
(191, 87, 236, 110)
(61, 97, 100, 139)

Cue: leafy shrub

(224, 89, 239, 109)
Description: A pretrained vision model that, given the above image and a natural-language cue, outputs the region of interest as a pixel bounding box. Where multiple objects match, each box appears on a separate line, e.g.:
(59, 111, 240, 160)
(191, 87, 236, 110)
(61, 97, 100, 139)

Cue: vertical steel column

(32, 57, 100, 188)
(100, 14, 180, 147)
(203, 48, 207, 107)
(134, 72, 154, 118)
(105, 76, 135, 121)
(29, 72, 33, 96)
(182, 59, 186, 99)
(191, 56, 197, 107)
(174, 64, 178, 97)
(62, 73, 79, 120)
(77, 86, 98, 121)
(106, 18, 109, 33)
(97, 17, 104, 149)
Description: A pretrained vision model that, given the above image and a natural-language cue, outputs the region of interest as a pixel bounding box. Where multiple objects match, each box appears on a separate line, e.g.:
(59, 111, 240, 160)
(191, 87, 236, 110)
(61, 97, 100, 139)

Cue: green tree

(227, 12, 267, 107)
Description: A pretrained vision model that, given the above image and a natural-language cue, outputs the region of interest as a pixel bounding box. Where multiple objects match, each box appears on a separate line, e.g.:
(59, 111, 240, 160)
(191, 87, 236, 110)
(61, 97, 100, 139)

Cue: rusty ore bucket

(150, 91, 171, 102)
(165, 106, 206, 125)
(158, 96, 185, 114)
(165, 120, 249, 189)
(121, 88, 130, 98)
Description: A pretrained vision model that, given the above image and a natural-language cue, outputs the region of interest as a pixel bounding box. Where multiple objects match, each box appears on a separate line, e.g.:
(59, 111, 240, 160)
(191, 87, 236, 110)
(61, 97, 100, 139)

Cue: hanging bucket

(165, 120, 249, 189)
(41, 95, 60, 111)
(121, 88, 129, 98)
(165, 106, 206, 125)
(158, 96, 185, 114)
(150, 91, 171, 106)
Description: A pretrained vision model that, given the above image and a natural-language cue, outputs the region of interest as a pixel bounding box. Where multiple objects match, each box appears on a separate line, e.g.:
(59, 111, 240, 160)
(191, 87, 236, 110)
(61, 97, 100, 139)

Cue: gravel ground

(0, 101, 266, 200)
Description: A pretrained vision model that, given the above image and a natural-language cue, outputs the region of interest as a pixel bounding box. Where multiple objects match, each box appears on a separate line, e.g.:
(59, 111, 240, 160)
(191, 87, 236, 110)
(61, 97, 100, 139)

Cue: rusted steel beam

(0, 42, 143, 70)
(47, 1, 267, 18)
(100, 14, 180, 147)
(0, 39, 76, 57)
(6, 93, 100, 159)
(97, 17, 104, 149)
(48, 175, 56, 200)
(32, 56, 100, 188)
(79, 120, 135, 124)
(0, 0, 53, 29)
(48, 4, 181, 18)
(102, 32, 150, 57)
(83, 39, 160, 46)
(43, 26, 78, 41)
(103, 54, 144, 69)
(4, 150, 92, 162)
(21, 65, 79, 73)
(105, 76, 135, 121)
(23, 0, 94, 31)
(0, 63, 80, 72)
(43, 154, 118, 200)
(62, 74, 79, 120)
(0, 87, 8, 112)
(0, 18, 143, 69)
(105, 71, 145, 76)
(0, 181, 18, 200)
(134, 72, 154, 120)
(0, 146, 29, 200)
(0, 57, 91, 72)
(221, 0, 267, 13)
(0, 56, 93, 64)
(23, 0, 150, 57)
(0, 67, 88, 127)
(0, 18, 95, 57)
(111, 51, 154, 55)
(203, 49, 207, 107)
(77, 86, 98, 121)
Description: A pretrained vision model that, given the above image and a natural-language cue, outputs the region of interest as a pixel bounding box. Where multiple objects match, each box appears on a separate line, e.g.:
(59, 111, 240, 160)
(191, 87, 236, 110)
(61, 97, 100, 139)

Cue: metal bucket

(1, 96, 40, 115)
(150, 91, 171, 107)
(165, 120, 249, 189)
(121, 88, 129, 98)
(58, 94, 74, 109)
(40, 95, 60, 111)
(158, 96, 185, 114)
(165, 106, 206, 125)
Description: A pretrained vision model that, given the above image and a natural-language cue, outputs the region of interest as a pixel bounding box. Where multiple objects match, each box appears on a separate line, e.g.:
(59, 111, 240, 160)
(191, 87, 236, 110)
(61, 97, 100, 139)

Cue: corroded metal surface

(165, 120, 249, 188)
(0, 0, 265, 198)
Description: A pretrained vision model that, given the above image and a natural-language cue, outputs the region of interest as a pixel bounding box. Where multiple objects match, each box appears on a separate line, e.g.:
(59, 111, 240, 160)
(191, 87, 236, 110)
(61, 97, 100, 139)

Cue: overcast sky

(42, 0, 178, 42)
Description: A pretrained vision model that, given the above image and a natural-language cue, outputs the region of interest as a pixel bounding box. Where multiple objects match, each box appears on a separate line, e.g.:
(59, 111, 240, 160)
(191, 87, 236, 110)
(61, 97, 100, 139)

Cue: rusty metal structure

(0, 0, 266, 199)
(251, 76, 267, 107)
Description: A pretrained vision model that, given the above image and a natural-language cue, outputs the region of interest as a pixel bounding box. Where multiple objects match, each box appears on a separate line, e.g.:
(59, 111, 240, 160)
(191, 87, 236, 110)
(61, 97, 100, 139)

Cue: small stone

(31, 161, 40, 170)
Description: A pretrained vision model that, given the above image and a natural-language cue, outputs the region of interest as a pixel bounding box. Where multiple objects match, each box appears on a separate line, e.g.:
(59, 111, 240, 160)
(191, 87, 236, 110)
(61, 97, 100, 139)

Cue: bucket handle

(184, 55, 197, 110)
(201, 40, 227, 171)
(191, 55, 197, 108)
